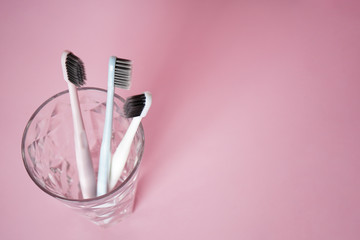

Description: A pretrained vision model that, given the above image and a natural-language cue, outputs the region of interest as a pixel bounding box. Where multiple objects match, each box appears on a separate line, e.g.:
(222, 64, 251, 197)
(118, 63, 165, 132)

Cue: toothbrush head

(61, 50, 86, 87)
(109, 56, 131, 90)
(123, 92, 152, 118)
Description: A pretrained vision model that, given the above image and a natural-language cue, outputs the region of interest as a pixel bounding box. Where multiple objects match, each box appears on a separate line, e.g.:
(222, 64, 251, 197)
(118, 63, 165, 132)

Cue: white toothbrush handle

(68, 84, 96, 199)
(109, 116, 142, 190)
(97, 81, 114, 196)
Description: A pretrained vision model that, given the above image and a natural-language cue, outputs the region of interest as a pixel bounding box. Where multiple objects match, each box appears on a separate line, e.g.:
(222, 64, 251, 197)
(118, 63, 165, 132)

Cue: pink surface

(1, 0, 360, 239)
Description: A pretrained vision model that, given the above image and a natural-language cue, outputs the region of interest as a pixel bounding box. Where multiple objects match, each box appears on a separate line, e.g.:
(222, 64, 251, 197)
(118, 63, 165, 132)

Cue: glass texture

(21, 87, 145, 227)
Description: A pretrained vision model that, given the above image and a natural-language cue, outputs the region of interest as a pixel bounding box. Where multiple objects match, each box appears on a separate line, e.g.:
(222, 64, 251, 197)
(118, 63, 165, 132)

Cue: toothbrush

(97, 56, 132, 196)
(109, 92, 152, 191)
(61, 50, 96, 199)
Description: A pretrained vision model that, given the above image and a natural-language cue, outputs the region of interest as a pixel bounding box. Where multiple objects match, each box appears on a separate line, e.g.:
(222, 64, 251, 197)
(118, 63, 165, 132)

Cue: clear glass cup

(21, 87, 145, 227)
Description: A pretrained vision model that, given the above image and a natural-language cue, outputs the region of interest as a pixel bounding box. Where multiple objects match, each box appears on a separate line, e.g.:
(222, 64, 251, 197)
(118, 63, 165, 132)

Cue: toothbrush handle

(109, 116, 142, 190)
(68, 84, 96, 199)
(97, 84, 114, 196)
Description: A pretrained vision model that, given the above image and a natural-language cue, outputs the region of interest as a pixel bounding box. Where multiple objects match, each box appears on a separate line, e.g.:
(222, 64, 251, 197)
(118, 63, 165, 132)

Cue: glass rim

(21, 87, 145, 203)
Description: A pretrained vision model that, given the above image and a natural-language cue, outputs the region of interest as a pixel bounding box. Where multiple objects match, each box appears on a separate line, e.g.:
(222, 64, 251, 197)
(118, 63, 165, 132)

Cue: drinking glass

(21, 87, 145, 227)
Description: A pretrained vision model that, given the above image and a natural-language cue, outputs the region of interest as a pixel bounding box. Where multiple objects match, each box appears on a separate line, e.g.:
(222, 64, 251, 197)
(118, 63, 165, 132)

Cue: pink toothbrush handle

(68, 84, 96, 198)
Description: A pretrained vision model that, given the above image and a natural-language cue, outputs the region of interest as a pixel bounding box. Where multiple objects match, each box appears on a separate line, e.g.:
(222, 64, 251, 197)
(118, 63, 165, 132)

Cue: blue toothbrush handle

(97, 67, 115, 196)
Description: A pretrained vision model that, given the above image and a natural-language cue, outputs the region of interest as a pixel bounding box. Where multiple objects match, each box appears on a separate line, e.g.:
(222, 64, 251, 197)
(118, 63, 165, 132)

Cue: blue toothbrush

(97, 56, 131, 196)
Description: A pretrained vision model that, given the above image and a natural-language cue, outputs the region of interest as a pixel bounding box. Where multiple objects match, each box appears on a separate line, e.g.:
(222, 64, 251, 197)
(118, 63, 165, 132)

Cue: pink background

(1, 0, 360, 239)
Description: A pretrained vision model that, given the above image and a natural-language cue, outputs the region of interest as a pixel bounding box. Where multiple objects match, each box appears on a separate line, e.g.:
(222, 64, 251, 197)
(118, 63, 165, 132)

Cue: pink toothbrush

(61, 50, 96, 199)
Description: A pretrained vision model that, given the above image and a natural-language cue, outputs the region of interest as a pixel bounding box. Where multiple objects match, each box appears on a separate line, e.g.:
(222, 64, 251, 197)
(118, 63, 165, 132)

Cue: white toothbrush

(97, 56, 131, 196)
(61, 50, 96, 199)
(109, 92, 152, 191)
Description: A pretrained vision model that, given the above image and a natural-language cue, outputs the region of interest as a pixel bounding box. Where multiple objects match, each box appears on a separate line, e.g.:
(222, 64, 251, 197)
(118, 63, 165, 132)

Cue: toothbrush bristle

(114, 58, 131, 89)
(123, 93, 146, 118)
(66, 52, 86, 87)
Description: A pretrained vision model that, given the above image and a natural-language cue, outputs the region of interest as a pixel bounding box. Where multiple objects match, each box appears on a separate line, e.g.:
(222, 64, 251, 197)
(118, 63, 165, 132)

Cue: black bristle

(123, 93, 146, 118)
(66, 52, 86, 87)
(114, 57, 131, 89)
